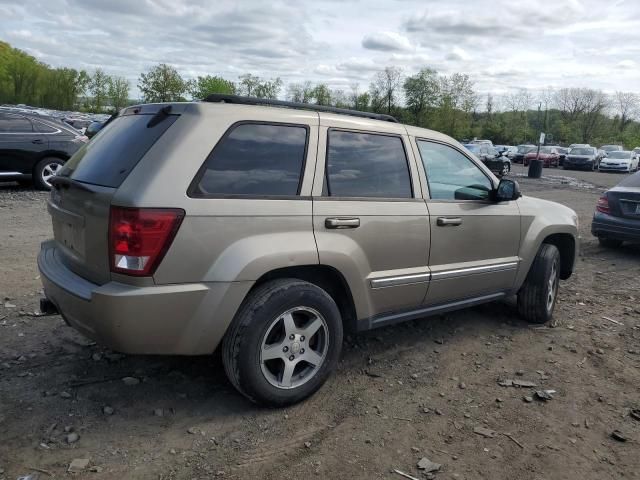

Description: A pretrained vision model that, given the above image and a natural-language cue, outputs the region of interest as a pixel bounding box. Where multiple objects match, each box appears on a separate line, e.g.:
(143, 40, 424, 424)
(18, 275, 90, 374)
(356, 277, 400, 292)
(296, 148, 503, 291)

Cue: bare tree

(613, 91, 639, 132)
(371, 66, 402, 114)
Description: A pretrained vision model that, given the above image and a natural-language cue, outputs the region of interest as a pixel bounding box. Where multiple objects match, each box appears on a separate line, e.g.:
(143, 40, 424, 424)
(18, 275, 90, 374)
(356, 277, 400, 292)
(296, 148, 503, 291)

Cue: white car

(598, 151, 639, 173)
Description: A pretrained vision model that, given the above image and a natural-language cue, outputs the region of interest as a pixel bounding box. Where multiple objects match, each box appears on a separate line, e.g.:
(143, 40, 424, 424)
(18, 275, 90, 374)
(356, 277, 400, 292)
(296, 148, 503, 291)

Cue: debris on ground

(417, 457, 441, 472)
(534, 390, 556, 401)
(498, 379, 537, 388)
(611, 430, 627, 442)
(474, 426, 496, 438)
(630, 409, 640, 422)
(393, 469, 420, 480)
(68, 458, 90, 473)
(102, 406, 114, 415)
(65, 432, 79, 444)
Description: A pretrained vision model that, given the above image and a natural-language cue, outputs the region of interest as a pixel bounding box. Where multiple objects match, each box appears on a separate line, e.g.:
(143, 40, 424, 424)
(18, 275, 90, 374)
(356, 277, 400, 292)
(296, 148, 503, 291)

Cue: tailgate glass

(59, 113, 178, 188)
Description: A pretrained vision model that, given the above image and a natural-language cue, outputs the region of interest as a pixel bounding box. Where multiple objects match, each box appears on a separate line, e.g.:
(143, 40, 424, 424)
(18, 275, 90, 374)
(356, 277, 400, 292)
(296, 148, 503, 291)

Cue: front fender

(515, 196, 579, 288)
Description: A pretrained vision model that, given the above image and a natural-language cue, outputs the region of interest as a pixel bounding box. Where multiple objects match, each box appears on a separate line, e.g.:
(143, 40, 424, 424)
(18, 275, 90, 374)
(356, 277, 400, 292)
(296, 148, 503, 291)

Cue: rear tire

(599, 237, 622, 248)
(222, 279, 343, 407)
(518, 244, 561, 324)
(33, 157, 64, 190)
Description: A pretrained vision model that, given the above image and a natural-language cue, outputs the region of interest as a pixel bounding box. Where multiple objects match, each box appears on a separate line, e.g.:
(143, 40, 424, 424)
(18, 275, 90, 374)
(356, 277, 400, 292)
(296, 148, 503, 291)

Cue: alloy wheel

(41, 162, 62, 187)
(260, 307, 329, 389)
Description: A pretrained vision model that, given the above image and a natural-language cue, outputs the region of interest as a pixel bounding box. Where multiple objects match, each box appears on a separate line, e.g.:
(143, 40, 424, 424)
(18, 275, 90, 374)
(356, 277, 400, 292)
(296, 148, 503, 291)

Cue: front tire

(518, 244, 561, 324)
(222, 279, 343, 407)
(33, 157, 64, 190)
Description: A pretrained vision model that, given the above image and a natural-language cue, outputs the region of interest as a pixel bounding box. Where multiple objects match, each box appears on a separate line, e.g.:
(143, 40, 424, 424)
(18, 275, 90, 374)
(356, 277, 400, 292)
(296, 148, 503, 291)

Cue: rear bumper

(592, 212, 640, 242)
(38, 240, 253, 355)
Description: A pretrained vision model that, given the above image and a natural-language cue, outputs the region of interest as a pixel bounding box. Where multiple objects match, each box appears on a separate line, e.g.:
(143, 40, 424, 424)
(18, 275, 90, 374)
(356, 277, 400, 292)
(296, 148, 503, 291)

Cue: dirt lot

(1, 166, 639, 480)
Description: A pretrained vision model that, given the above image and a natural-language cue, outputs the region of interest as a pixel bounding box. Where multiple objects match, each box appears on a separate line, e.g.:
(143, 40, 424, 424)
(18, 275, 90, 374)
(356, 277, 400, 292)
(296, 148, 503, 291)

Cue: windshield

(463, 144, 481, 153)
(607, 151, 631, 159)
(601, 145, 621, 152)
(539, 147, 555, 154)
(517, 145, 535, 153)
(557, 148, 568, 154)
(570, 148, 594, 155)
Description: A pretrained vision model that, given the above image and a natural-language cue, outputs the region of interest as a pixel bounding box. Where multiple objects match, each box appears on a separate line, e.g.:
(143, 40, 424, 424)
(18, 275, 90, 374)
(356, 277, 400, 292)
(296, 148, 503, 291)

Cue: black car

(552, 146, 569, 166)
(592, 171, 640, 247)
(463, 143, 511, 176)
(0, 110, 87, 189)
(513, 144, 536, 164)
(564, 146, 599, 171)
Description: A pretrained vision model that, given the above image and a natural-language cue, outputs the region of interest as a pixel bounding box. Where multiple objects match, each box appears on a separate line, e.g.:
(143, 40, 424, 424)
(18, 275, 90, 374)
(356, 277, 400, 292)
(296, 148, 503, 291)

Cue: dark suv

(0, 110, 87, 189)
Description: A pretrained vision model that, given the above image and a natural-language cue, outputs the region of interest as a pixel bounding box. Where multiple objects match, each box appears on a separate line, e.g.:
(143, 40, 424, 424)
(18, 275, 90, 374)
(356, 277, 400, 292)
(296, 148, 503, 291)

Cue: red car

(523, 147, 560, 168)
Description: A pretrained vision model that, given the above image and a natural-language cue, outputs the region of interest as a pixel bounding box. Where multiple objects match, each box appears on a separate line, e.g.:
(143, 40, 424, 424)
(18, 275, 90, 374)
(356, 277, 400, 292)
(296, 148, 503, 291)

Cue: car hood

(567, 155, 593, 160)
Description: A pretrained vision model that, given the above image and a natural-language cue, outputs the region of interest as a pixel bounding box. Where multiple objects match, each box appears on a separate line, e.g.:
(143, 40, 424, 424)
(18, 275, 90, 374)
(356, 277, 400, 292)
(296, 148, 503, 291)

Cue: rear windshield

(570, 148, 594, 155)
(618, 171, 640, 188)
(60, 113, 178, 188)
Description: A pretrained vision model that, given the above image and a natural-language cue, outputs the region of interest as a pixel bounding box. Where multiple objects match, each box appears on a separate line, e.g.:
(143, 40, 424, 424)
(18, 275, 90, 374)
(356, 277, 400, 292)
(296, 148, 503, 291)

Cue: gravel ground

(1, 167, 639, 480)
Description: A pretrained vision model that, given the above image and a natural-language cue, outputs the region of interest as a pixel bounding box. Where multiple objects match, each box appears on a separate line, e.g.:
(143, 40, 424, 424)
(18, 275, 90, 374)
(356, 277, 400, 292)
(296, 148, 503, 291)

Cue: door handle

(32, 139, 44, 144)
(437, 217, 462, 227)
(325, 217, 360, 229)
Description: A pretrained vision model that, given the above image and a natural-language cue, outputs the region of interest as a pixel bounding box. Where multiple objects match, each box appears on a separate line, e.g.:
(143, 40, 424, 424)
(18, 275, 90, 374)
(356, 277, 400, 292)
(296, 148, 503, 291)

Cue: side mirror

(494, 179, 521, 202)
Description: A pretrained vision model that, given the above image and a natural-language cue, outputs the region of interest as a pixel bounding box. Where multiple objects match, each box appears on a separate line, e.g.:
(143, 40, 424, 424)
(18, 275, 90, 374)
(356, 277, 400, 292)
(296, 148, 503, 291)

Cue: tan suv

(38, 95, 578, 406)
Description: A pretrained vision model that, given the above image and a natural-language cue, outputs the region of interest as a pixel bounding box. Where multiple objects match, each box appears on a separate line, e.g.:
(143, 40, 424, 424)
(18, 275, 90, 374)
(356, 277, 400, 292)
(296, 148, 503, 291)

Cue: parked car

(563, 146, 599, 171)
(592, 170, 640, 247)
(513, 144, 536, 163)
(470, 139, 493, 146)
(523, 146, 560, 168)
(502, 146, 518, 159)
(555, 147, 569, 166)
(0, 110, 87, 189)
(598, 150, 639, 173)
(463, 143, 511, 176)
(85, 120, 105, 139)
(599, 145, 623, 154)
(38, 95, 578, 406)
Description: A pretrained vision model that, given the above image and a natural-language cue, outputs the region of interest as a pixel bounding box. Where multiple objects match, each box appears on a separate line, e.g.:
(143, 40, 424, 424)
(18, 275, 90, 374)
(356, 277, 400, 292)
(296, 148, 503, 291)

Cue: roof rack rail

(203, 94, 399, 123)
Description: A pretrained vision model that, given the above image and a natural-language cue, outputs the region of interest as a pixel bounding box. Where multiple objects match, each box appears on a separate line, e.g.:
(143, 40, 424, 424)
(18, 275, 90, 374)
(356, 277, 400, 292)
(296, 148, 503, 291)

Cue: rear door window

(325, 130, 412, 198)
(191, 123, 308, 197)
(61, 113, 178, 188)
(0, 114, 33, 133)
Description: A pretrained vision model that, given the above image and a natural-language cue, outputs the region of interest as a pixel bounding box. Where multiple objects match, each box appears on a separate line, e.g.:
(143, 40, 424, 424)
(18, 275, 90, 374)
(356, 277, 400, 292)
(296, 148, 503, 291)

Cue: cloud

(362, 31, 413, 52)
(0, 0, 639, 98)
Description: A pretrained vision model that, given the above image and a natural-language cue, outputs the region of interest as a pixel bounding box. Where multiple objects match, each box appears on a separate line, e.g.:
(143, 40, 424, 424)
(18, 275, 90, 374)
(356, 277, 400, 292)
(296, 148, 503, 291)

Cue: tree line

(1, 40, 639, 148)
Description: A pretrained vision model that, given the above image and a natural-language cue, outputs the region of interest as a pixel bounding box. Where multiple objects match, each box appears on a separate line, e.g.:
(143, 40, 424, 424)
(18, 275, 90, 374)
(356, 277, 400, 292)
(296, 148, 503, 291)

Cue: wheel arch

(542, 233, 576, 280)
(251, 265, 358, 332)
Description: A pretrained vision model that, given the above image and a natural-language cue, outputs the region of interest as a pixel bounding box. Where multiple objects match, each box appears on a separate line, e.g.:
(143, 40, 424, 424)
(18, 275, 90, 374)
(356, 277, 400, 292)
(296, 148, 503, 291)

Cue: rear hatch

(48, 105, 180, 285)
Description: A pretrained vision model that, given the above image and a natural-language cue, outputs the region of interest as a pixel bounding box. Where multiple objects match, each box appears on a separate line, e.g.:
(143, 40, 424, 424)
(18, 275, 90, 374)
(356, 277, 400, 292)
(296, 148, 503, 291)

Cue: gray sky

(2, 0, 639, 99)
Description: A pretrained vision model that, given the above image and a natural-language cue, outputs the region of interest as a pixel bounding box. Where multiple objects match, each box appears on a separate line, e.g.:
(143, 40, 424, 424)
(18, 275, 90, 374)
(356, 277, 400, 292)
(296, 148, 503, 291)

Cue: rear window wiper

(147, 105, 173, 128)
(49, 176, 94, 192)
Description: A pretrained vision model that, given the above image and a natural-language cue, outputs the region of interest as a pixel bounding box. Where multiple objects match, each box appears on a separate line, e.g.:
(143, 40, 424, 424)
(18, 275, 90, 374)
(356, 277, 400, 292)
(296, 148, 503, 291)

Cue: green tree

(89, 68, 110, 112)
(189, 75, 235, 99)
(138, 64, 187, 102)
(108, 76, 130, 112)
(403, 67, 439, 125)
(312, 83, 331, 106)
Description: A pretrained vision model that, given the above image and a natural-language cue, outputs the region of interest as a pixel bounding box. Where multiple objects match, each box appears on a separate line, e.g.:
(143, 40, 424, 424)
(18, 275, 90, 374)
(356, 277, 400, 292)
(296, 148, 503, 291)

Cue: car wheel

(599, 237, 623, 248)
(500, 163, 510, 176)
(34, 157, 64, 190)
(222, 278, 343, 406)
(517, 244, 561, 324)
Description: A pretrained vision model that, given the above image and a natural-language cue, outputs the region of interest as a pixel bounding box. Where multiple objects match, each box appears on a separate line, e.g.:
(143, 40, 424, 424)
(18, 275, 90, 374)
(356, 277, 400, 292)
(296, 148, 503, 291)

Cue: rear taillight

(596, 195, 610, 214)
(109, 207, 184, 276)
